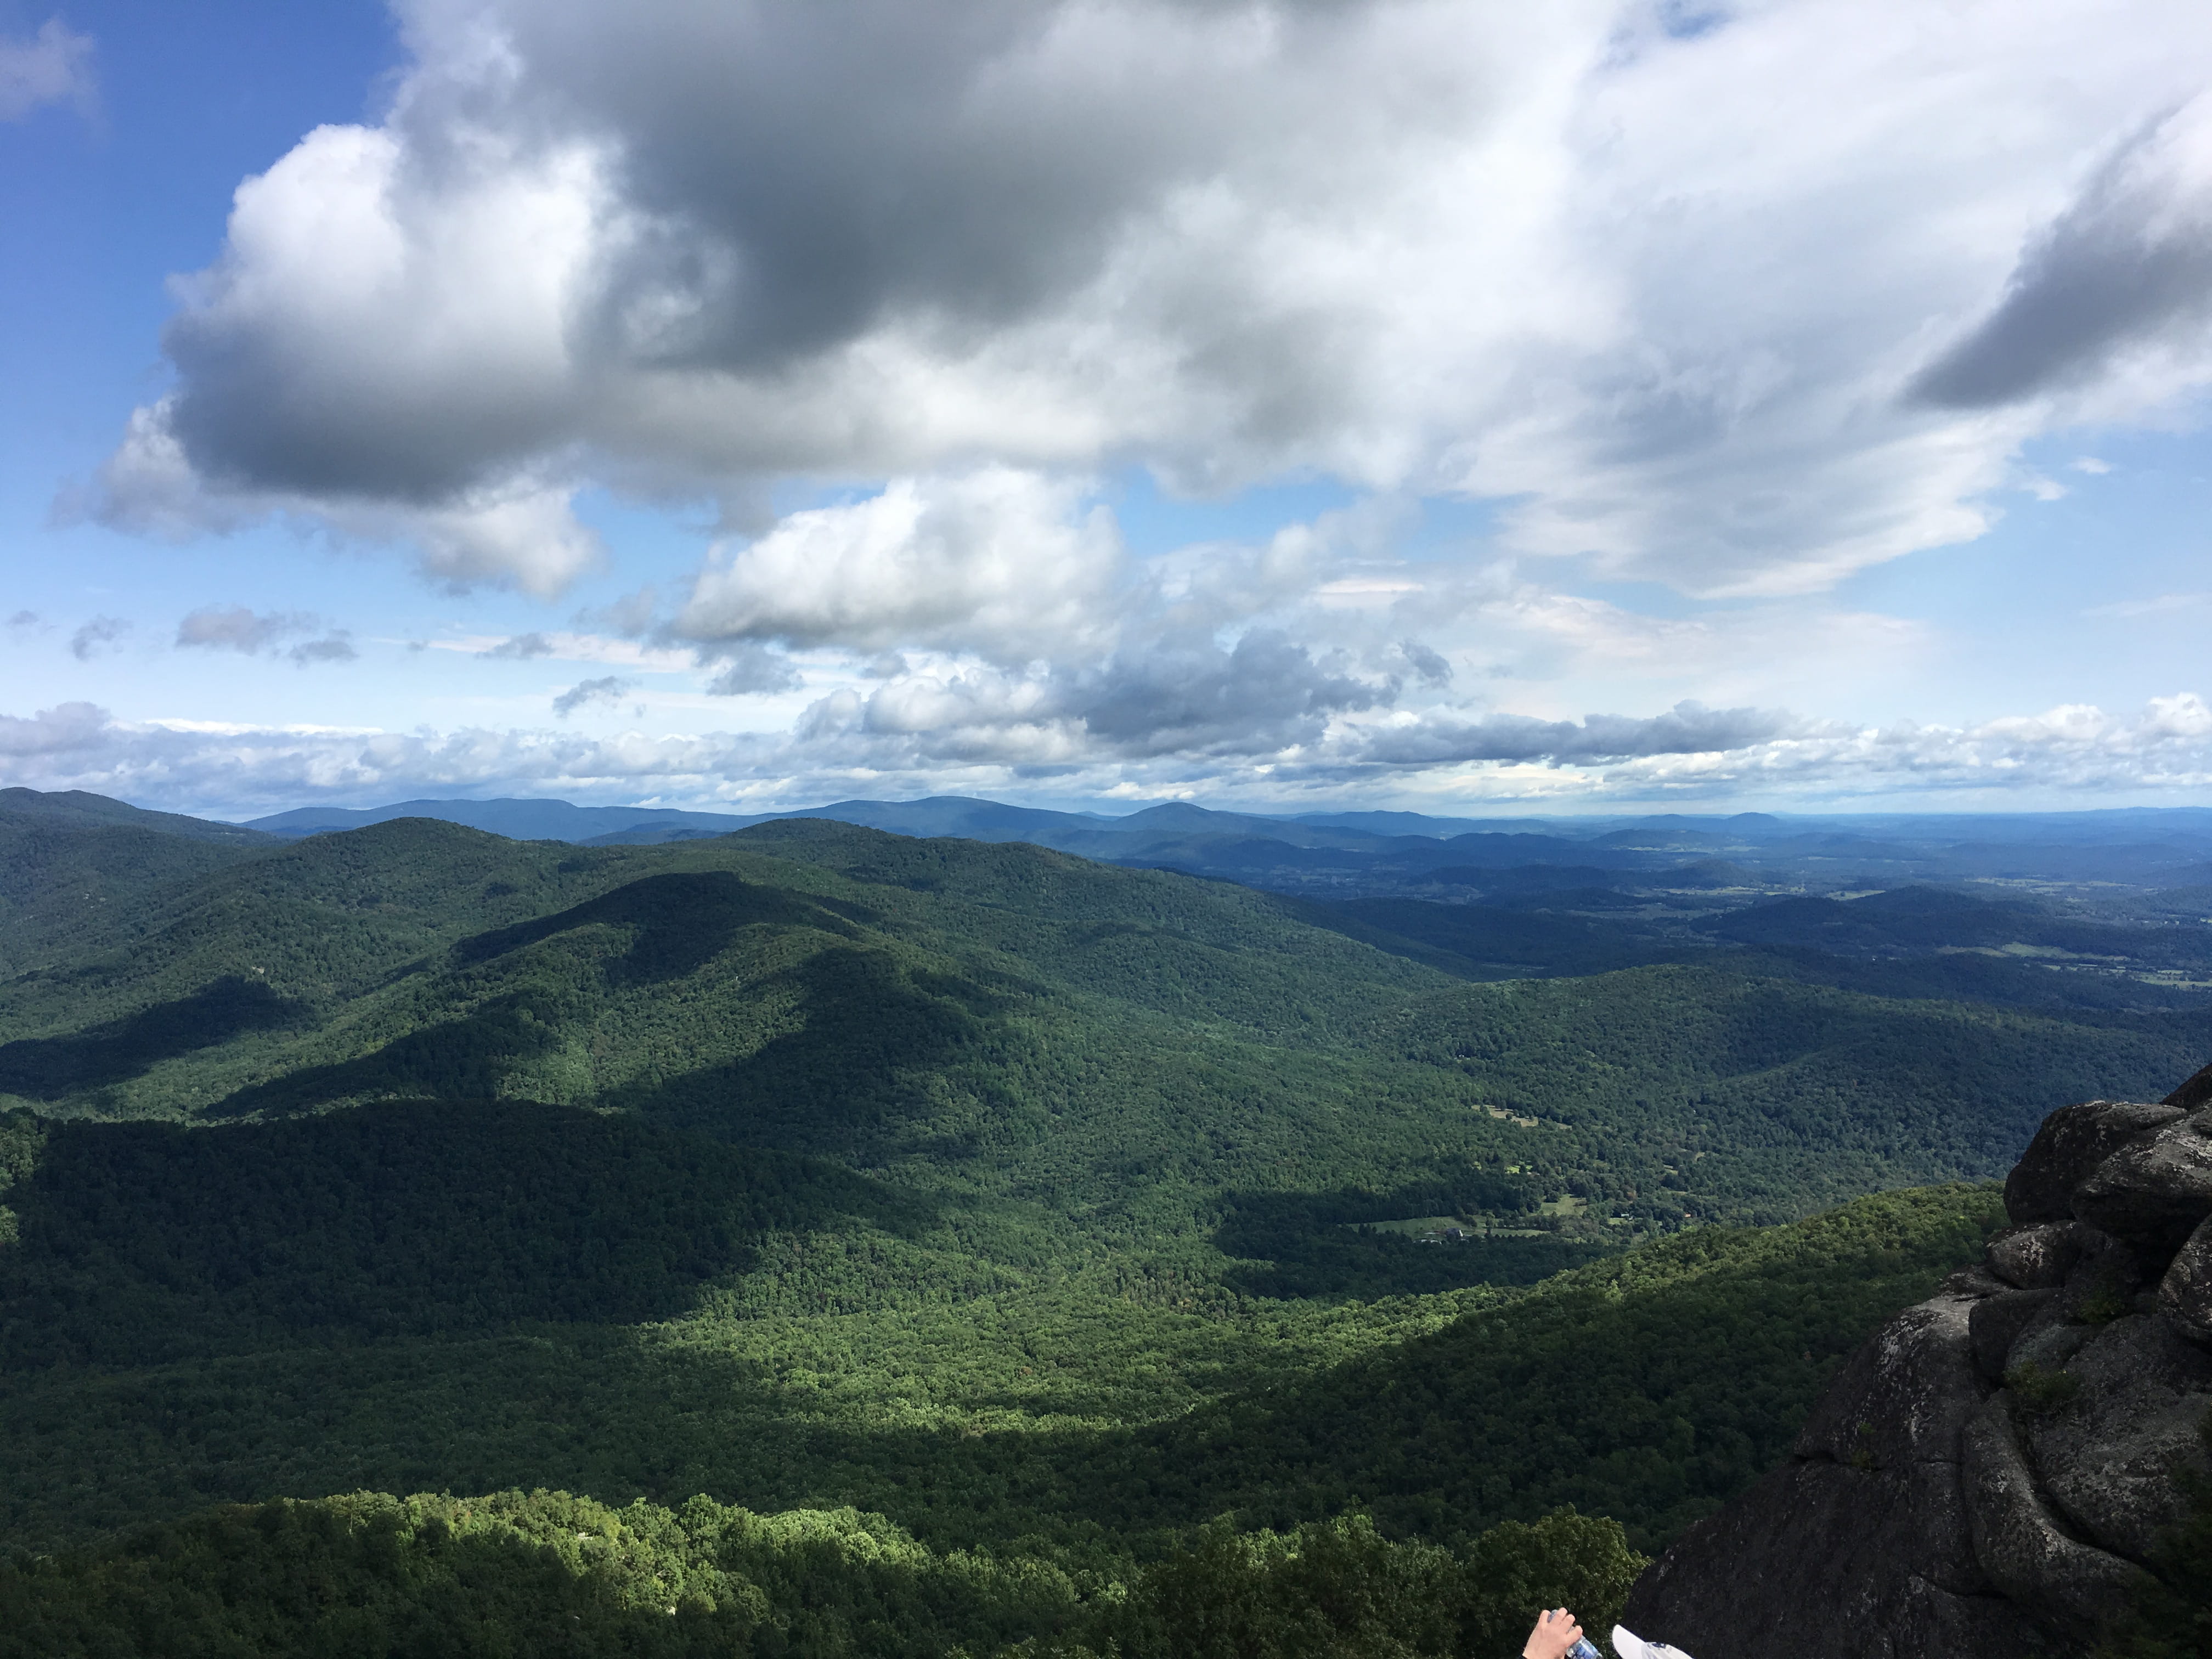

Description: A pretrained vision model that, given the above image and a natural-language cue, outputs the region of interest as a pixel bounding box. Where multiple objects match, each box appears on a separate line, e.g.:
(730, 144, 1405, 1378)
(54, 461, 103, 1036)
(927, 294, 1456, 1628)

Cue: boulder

(1960, 1399, 2152, 1641)
(1793, 1291, 1988, 1469)
(2164, 1060, 2212, 1111)
(2159, 1214, 2212, 1346)
(1940, 1263, 2013, 1299)
(1620, 1459, 2055, 1659)
(1987, 1221, 2090, 1289)
(2005, 1102, 2182, 1225)
(2006, 1315, 2094, 1375)
(2070, 1110, 2212, 1251)
(2014, 1314, 2212, 1561)
(2049, 1228, 2149, 1323)
(1969, 1288, 2058, 1381)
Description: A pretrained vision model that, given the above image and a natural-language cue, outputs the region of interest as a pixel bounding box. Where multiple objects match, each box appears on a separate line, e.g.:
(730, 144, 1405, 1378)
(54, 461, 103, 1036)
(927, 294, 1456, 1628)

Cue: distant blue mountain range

(240, 793, 1791, 848)
(238, 793, 1530, 848)
(225, 792, 2212, 895)
(245, 797, 773, 844)
(13, 781, 2212, 907)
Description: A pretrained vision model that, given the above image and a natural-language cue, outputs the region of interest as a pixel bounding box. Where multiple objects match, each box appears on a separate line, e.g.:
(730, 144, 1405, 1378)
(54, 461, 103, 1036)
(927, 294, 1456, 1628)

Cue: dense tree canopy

(3, 810, 2207, 1653)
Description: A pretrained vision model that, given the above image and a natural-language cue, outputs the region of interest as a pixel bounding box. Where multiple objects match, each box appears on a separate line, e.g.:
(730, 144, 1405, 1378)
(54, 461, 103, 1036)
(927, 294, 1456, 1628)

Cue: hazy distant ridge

(231, 792, 2212, 893)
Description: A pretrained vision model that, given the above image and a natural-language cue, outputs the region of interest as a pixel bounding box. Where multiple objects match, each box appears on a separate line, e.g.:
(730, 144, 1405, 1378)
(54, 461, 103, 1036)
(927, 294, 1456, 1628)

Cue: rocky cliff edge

(1621, 1068, 2212, 1657)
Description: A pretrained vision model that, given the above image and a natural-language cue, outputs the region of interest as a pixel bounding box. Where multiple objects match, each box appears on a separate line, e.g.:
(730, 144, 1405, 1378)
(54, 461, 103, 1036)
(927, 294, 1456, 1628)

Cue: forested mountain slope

(3, 814, 2201, 1237)
(0, 798, 270, 975)
(0, 795, 2193, 1652)
(0, 1491, 1650, 1659)
(0, 1090, 1999, 1560)
(0, 788, 271, 845)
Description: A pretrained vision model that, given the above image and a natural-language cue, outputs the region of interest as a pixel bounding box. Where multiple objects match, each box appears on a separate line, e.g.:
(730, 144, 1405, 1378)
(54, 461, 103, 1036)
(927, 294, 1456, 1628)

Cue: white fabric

(1611, 1627, 1696, 1659)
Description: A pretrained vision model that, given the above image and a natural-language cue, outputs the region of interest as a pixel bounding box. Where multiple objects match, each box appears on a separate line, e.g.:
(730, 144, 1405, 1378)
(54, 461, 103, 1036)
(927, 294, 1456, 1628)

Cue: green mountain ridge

(0, 791, 2203, 1652)
(8, 816, 2204, 1227)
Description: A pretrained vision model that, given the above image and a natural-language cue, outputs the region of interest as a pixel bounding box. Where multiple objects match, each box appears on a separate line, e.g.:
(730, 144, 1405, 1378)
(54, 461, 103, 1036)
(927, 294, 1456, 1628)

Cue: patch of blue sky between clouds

(1832, 423, 2212, 726)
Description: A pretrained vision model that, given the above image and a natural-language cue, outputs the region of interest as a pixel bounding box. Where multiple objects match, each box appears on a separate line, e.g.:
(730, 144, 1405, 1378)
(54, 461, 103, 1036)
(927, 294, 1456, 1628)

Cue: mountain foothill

(2, 786, 2209, 1656)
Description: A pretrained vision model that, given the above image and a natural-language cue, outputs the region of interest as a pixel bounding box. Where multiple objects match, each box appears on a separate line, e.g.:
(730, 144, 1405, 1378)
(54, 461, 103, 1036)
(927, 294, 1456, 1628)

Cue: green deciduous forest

(1, 794, 2206, 1655)
(0, 1492, 1645, 1659)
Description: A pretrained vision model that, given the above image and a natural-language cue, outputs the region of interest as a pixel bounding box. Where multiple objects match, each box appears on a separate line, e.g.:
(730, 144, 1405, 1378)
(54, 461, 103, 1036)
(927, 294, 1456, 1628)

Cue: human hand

(1522, 1607, 1585, 1659)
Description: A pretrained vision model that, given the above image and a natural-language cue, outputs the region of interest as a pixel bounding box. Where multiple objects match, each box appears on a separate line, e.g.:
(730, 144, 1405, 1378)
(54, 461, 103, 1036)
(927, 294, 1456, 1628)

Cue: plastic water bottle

(1567, 1643, 1602, 1659)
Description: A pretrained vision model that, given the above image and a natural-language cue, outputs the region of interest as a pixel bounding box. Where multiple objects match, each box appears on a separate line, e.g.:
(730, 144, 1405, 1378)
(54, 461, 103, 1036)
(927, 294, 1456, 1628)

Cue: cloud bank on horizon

(15, 692, 2212, 819)
(17, 0, 2212, 814)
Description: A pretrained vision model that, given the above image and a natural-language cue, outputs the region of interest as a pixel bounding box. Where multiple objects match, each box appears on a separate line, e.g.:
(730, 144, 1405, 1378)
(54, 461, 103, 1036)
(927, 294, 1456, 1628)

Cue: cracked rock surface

(1623, 1087, 2212, 1659)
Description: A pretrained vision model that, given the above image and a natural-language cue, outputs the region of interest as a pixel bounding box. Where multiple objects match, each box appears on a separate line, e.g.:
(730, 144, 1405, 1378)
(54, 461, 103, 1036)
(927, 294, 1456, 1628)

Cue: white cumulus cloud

(674, 469, 1124, 662)
(87, 0, 2212, 605)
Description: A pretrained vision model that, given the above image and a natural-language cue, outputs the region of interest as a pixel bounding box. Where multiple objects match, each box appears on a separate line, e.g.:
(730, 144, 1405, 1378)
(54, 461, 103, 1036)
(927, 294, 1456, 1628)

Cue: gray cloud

(780, 627, 1403, 770)
(69, 617, 128, 661)
(7, 610, 38, 629)
(1399, 640, 1453, 688)
(481, 631, 556, 659)
(177, 606, 311, 653)
(0, 18, 93, 122)
(701, 644, 801, 697)
(527, 1, 1200, 375)
(289, 635, 360, 665)
(1071, 631, 1393, 757)
(580, 588, 661, 637)
(552, 675, 634, 716)
(0, 701, 109, 757)
(176, 605, 356, 667)
(1912, 100, 2212, 408)
(1350, 701, 1793, 767)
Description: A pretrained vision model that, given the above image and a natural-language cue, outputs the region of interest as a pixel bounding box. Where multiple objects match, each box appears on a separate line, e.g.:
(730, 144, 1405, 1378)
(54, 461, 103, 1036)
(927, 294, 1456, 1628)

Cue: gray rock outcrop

(1622, 1083, 2212, 1658)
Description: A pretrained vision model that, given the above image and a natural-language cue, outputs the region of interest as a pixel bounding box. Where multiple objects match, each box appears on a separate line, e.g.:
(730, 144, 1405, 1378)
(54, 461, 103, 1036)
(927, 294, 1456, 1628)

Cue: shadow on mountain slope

(202, 989, 580, 1117)
(1213, 1176, 1616, 1300)
(0, 1099, 932, 1368)
(0, 1183, 1999, 1560)
(1280, 896, 1687, 981)
(0, 977, 301, 1100)
(611, 943, 1042, 1157)
(452, 870, 857, 984)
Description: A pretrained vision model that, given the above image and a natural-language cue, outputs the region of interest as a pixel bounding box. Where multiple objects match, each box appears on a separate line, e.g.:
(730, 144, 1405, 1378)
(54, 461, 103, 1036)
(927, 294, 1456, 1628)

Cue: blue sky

(4, 0, 2212, 820)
